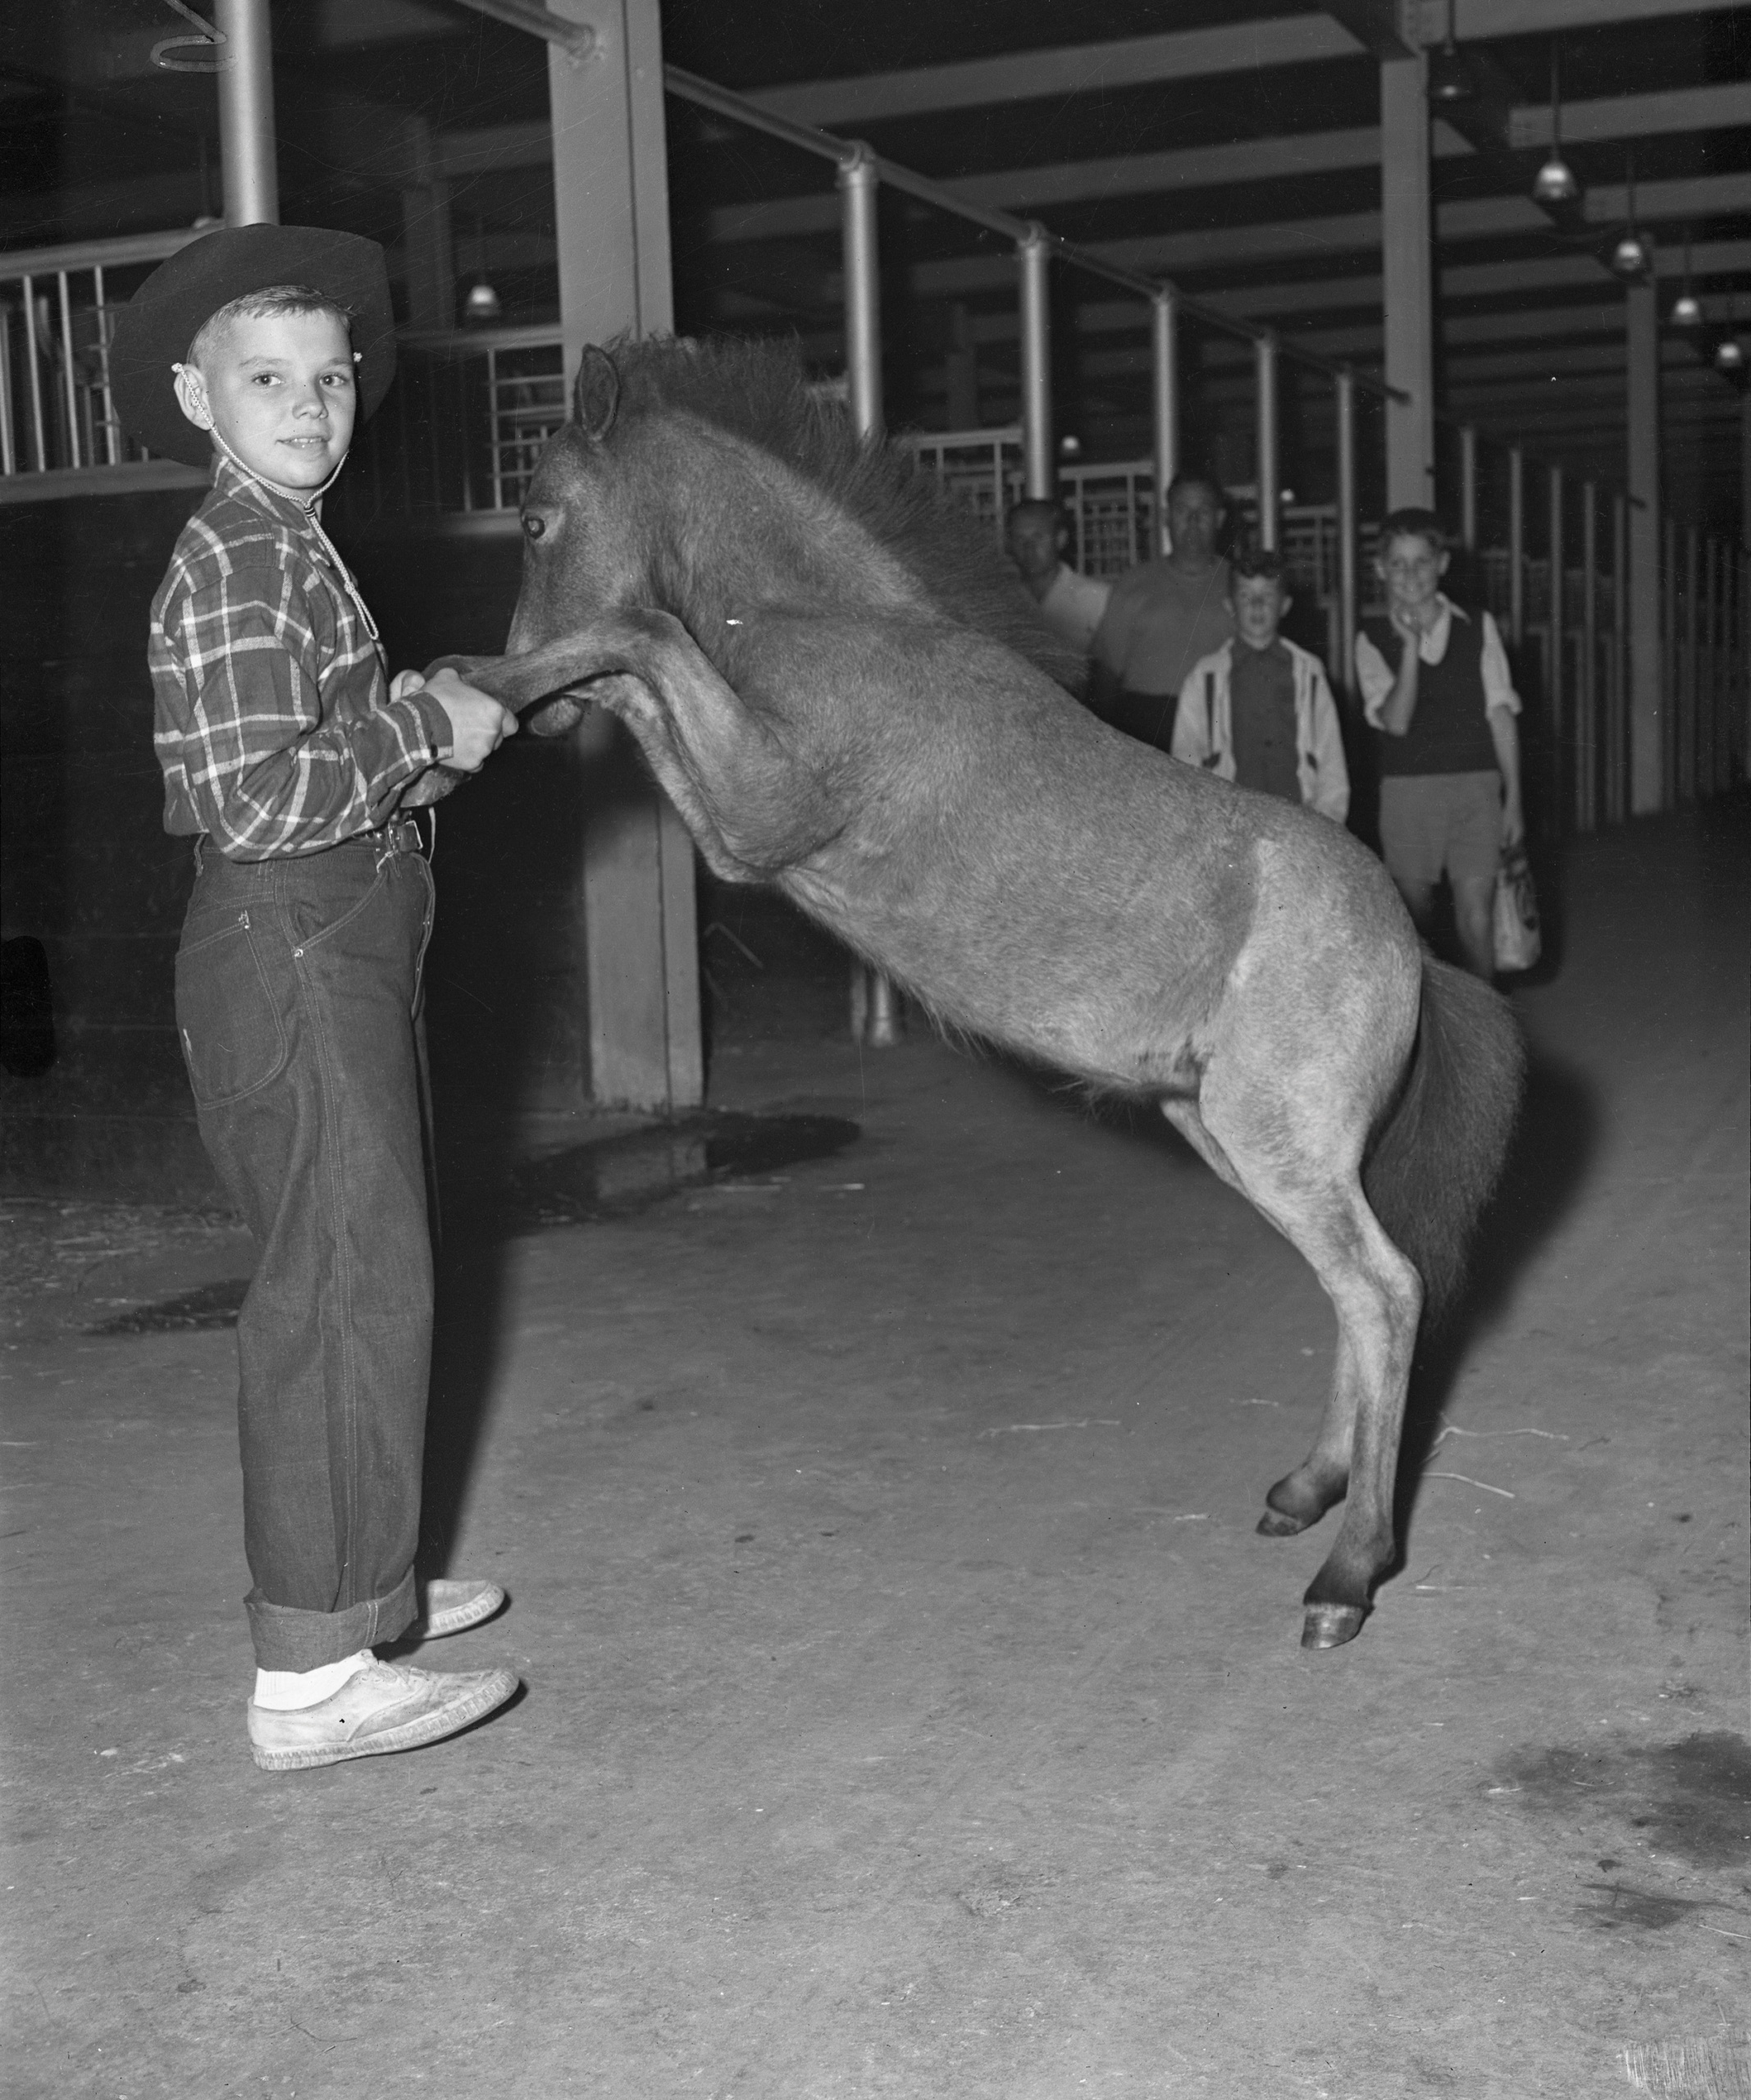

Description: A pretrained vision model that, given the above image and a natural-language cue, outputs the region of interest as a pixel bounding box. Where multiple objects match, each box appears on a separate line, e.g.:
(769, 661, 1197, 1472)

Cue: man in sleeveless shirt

(1356, 508, 1524, 979)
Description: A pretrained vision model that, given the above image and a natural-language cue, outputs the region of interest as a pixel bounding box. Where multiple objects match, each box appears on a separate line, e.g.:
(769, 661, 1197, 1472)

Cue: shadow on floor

(1396, 1040, 1606, 1549)
(414, 1109, 864, 1573)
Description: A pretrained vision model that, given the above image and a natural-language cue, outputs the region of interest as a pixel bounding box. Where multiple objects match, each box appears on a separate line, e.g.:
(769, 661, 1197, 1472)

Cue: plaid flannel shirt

(149, 458, 453, 858)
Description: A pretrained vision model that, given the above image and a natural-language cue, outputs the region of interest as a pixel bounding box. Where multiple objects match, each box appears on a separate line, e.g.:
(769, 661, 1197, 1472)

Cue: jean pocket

(290, 865, 386, 953)
(175, 911, 289, 1107)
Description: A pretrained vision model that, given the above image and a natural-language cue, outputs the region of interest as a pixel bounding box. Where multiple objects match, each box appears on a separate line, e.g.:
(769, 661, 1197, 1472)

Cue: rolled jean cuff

(245, 1567, 417, 1672)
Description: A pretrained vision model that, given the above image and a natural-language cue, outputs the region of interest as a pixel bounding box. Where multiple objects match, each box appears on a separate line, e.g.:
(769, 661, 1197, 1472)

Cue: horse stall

(2, 4, 1748, 2098)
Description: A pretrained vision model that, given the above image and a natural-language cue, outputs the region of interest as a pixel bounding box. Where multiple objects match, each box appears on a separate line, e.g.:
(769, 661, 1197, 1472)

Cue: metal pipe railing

(1452, 418, 1469, 546)
(1017, 228, 1053, 500)
(1150, 291, 1177, 556)
(1580, 479, 1598, 832)
(1254, 333, 1279, 551)
(838, 147, 882, 439)
(1335, 369, 1358, 697)
(660, 64, 1405, 411)
(1548, 465, 1564, 833)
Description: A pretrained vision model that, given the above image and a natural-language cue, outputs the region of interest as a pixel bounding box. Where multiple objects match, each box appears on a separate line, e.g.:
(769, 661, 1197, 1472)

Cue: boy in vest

(1171, 546, 1348, 822)
(1355, 508, 1524, 979)
(111, 225, 522, 1769)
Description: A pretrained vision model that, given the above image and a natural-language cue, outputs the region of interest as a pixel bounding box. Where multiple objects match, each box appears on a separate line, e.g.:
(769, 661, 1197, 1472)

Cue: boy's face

(175, 308, 357, 491)
(1230, 573, 1288, 651)
(1378, 533, 1449, 618)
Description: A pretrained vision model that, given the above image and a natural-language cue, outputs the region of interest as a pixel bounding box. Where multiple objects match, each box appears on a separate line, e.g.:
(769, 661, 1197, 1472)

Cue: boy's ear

(1436, 549, 1452, 577)
(171, 362, 213, 432)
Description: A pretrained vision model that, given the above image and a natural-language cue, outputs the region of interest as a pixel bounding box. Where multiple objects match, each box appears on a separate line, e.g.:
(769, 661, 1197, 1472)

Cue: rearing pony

(428, 336, 1525, 1650)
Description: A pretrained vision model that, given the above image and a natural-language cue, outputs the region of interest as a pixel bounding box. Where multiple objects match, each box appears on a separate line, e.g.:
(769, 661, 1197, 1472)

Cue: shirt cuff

(401, 687, 455, 762)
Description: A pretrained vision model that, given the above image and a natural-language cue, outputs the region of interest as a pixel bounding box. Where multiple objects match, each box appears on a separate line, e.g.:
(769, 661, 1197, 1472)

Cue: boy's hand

(422, 669, 519, 773)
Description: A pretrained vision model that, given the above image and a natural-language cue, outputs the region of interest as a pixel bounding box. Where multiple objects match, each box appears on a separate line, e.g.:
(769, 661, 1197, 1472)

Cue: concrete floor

(3, 805, 1747, 2100)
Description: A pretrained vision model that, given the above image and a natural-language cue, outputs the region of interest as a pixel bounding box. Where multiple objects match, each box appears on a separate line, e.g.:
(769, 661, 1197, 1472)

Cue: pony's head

(506, 335, 1083, 704)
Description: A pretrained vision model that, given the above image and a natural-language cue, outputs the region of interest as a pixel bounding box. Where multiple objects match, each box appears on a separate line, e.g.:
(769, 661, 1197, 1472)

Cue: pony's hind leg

(1162, 1090, 1423, 1649)
(1255, 1326, 1363, 1538)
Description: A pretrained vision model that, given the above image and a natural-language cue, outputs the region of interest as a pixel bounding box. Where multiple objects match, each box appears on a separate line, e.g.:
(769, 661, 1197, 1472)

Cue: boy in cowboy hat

(112, 224, 521, 1769)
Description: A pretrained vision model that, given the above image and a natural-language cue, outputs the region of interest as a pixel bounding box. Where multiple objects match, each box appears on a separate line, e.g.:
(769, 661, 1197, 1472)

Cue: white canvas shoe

(417, 1577, 508, 1639)
(248, 1659, 518, 1771)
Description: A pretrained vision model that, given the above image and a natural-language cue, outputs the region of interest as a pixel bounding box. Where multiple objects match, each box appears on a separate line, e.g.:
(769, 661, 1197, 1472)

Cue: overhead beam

(743, 18, 1362, 128)
(736, 2, 1722, 127)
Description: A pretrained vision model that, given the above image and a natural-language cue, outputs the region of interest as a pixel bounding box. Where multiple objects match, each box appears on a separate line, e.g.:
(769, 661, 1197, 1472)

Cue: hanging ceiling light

(1532, 39, 1580, 206)
(1717, 302, 1745, 373)
(463, 212, 501, 324)
(1427, 0, 1476, 105)
(1608, 151, 1651, 283)
(1669, 230, 1702, 327)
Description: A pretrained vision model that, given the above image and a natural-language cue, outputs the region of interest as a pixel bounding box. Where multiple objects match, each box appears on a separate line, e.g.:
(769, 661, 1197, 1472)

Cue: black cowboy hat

(110, 224, 395, 468)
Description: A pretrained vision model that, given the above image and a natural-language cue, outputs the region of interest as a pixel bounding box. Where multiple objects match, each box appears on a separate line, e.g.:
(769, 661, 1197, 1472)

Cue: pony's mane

(604, 335, 1083, 689)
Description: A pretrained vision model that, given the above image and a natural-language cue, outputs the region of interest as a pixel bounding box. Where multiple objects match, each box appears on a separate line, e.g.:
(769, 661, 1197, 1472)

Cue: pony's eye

(522, 514, 546, 541)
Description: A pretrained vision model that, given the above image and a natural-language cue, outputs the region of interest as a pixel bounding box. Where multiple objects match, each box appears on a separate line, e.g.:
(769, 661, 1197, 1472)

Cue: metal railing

(0, 231, 204, 485)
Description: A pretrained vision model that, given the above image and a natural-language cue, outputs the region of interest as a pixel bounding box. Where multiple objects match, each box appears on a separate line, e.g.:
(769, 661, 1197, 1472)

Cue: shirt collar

(211, 451, 325, 536)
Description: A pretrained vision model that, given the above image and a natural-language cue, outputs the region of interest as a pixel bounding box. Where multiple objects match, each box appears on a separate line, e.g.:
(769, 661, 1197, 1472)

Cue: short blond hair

(186, 284, 353, 370)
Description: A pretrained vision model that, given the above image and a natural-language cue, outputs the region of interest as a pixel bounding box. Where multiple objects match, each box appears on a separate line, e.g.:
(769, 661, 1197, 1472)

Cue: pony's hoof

(1257, 1508, 1310, 1538)
(1301, 1603, 1366, 1650)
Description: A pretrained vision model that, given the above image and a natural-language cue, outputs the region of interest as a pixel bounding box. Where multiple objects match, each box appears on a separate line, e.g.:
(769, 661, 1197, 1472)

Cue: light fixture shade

(1717, 336, 1746, 373)
(463, 278, 502, 324)
(1610, 230, 1651, 282)
(1428, 43, 1476, 103)
(1533, 153, 1580, 206)
(1670, 290, 1703, 327)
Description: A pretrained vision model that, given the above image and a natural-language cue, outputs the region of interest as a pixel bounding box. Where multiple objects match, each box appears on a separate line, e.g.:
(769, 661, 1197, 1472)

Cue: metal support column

(1626, 267, 1662, 812)
(1708, 536, 1724, 793)
(840, 145, 901, 1048)
(1151, 291, 1178, 558)
(1380, 48, 1434, 510)
(1682, 524, 1700, 802)
(1017, 226, 1054, 501)
(839, 147, 882, 438)
(1335, 369, 1358, 695)
(1255, 332, 1279, 551)
(1580, 481, 1598, 831)
(1662, 509, 1678, 806)
(217, 0, 279, 226)
(549, 0, 702, 1112)
(1548, 464, 1565, 834)
(1611, 491, 1628, 824)
(1460, 425, 1478, 550)
(1507, 446, 1525, 649)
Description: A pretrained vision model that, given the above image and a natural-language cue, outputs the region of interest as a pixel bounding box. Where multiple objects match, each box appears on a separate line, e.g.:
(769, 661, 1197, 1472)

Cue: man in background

(1005, 499, 1111, 663)
(1088, 472, 1233, 753)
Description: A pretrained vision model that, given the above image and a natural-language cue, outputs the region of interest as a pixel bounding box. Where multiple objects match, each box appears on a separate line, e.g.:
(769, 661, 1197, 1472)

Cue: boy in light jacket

(1172, 546, 1349, 823)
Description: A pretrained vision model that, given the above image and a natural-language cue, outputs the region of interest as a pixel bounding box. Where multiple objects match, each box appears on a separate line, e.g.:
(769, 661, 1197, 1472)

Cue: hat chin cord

(196, 412, 378, 644)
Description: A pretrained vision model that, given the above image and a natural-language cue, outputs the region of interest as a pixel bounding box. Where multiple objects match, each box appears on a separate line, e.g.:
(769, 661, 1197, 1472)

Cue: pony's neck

(653, 420, 919, 633)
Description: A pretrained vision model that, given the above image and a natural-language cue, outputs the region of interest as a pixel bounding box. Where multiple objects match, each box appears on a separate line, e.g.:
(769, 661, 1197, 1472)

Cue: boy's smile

(1379, 535, 1449, 623)
(175, 309, 358, 494)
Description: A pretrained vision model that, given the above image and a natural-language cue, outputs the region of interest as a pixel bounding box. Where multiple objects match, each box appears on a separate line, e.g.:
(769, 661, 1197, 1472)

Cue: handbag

(1492, 846, 1541, 973)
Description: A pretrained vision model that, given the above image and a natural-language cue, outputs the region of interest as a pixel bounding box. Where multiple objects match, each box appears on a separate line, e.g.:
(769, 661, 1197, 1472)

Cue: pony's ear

(574, 346, 621, 443)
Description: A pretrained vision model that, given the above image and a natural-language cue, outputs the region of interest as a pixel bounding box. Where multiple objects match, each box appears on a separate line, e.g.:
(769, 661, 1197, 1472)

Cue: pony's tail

(1362, 956, 1525, 1328)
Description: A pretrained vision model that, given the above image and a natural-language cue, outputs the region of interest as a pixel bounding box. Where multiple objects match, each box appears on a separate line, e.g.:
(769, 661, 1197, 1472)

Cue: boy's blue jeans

(175, 823, 436, 1673)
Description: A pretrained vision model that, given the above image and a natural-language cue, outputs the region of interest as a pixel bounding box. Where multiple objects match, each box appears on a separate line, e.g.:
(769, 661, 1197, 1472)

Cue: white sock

(253, 1650, 374, 1711)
